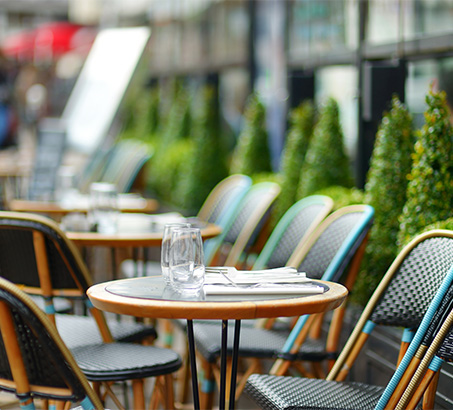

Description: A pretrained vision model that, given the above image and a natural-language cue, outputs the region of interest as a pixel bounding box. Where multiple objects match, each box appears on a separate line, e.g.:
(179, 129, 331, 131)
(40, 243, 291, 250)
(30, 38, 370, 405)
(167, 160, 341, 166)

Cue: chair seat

(245, 374, 385, 410)
(56, 314, 157, 349)
(194, 323, 332, 363)
(30, 295, 73, 313)
(72, 343, 182, 381)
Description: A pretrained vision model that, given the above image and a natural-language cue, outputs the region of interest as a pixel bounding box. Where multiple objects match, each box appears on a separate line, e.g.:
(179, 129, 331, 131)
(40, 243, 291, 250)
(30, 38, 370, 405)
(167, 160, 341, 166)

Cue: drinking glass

(169, 227, 205, 294)
(161, 222, 191, 284)
(89, 182, 119, 234)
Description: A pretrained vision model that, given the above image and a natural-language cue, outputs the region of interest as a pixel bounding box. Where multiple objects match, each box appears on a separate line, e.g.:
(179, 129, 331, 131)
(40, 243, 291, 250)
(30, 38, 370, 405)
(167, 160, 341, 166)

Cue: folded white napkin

(204, 270, 309, 285)
(203, 283, 325, 296)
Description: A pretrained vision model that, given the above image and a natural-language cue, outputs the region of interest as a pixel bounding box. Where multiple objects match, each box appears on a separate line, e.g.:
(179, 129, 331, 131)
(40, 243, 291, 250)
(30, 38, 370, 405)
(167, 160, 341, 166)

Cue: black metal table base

(186, 319, 242, 410)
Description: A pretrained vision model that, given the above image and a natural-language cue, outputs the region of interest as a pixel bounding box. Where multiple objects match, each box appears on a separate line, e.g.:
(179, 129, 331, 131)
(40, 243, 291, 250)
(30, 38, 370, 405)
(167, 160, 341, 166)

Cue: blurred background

(1, 0, 453, 199)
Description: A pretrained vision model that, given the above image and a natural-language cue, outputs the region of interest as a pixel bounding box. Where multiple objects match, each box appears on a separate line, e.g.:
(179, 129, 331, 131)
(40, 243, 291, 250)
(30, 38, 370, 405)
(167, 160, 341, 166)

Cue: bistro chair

(193, 204, 374, 408)
(244, 229, 453, 410)
(76, 139, 153, 194)
(0, 276, 104, 410)
(0, 211, 183, 408)
(204, 181, 281, 267)
(196, 174, 252, 225)
(176, 194, 334, 404)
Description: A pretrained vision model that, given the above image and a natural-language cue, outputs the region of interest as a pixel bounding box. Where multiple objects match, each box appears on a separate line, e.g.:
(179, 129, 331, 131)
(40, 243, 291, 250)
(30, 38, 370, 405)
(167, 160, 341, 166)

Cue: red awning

(2, 21, 97, 61)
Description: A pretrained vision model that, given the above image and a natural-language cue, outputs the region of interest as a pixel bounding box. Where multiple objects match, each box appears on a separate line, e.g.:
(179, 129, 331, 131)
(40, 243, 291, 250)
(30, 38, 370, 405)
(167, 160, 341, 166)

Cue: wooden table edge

(87, 279, 348, 320)
(67, 223, 221, 247)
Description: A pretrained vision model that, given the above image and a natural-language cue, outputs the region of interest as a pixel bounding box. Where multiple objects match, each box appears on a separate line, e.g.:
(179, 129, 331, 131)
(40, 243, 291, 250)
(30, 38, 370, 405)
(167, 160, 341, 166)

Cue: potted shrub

(298, 97, 354, 198)
(147, 85, 193, 204)
(273, 100, 316, 224)
(353, 96, 414, 306)
(398, 87, 453, 247)
(176, 85, 229, 214)
(230, 93, 272, 176)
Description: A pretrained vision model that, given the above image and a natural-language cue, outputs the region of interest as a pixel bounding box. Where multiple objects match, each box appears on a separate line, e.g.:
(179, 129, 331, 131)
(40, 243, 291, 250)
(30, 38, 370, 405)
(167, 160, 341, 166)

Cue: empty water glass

(161, 222, 191, 284)
(169, 227, 205, 295)
(89, 182, 119, 234)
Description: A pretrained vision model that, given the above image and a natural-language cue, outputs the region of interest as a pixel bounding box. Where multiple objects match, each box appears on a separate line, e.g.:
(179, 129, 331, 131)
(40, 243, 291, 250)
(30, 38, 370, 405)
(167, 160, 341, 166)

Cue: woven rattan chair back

(0, 211, 121, 342)
(197, 174, 252, 224)
(270, 205, 375, 375)
(253, 195, 333, 270)
(205, 181, 281, 267)
(328, 230, 453, 379)
(0, 277, 103, 410)
(245, 230, 453, 410)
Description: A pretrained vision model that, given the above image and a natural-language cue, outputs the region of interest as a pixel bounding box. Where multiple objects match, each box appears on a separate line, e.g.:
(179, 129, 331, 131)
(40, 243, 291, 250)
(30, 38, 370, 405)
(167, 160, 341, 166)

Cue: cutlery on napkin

(204, 266, 310, 285)
(203, 283, 325, 295)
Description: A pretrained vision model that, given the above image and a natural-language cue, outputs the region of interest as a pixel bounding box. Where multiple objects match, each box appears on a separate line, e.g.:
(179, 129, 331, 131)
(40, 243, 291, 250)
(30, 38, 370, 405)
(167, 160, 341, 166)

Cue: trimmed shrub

(397, 88, 453, 247)
(273, 100, 316, 225)
(176, 86, 229, 214)
(298, 98, 354, 198)
(230, 93, 272, 176)
(312, 185, 364, 211)
(146, 139, 195, 205)
(353, 96, 414, 306)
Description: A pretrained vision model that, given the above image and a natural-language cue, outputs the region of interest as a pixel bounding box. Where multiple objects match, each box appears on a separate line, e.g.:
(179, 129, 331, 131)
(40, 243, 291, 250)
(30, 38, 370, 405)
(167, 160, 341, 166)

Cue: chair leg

(176, 340, 191, 404)
(199, 358, 216, 410)
(422, 370, 440, 410)
(132, 379, 146, 410)
(163, 374, 175, 410)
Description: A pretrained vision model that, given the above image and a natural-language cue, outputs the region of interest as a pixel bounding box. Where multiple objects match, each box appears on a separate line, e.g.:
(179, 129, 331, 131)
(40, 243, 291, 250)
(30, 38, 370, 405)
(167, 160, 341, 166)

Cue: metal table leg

(186, 319, 200, 409)
(219, 320, 228, 410)
(229, 320, 241, 410)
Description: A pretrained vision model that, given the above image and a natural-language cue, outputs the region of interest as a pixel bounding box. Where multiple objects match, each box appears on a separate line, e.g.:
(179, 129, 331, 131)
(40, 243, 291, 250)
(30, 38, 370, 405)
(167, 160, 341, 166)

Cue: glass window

(406, 58, 453, 129)
(288, 0, 357, 61)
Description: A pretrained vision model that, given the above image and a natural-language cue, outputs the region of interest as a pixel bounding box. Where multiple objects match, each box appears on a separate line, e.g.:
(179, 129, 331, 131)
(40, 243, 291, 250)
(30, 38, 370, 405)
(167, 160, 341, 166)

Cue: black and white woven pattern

(56, 314, 157, 348)
(224, 189, 273, 245)
(245, 374, 384, 410)
(298, 213, 362, 280)
(193, 323, 329, 364)
(72, 343, 182, 381)
(207, 184, 246, 224)
(371, 237, 453, 329)
(267, 204, 327, 269)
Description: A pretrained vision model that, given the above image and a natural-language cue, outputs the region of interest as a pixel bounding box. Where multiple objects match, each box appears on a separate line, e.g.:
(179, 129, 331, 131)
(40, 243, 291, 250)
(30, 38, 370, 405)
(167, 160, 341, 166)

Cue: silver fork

(205, 266, 298, 275)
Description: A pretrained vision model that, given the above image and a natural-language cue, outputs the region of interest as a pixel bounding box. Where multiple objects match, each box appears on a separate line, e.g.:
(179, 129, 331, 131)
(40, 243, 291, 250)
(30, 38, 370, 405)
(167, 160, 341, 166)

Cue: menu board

(62, 26, 151, 154)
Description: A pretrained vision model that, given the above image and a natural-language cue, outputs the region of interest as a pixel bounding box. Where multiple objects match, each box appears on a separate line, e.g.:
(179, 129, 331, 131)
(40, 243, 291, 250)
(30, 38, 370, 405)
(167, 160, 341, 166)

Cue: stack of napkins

(203, 268, 324, 295)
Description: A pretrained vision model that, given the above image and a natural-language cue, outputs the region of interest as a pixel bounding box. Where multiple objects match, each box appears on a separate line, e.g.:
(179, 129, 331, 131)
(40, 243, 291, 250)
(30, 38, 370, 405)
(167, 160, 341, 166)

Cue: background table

(9, 196, 159, 218)
(88, 276, 348, 409)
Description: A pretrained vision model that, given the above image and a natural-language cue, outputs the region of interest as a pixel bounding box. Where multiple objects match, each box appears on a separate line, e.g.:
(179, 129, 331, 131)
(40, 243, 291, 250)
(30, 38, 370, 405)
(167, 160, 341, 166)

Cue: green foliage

(119, 87, 160, 143)
(273, 101, 316, 225)
(230, 94, 272, 176)
(312, 186, 364, 211)
(146, 139, 195, 205)
(251, 172, 281, 185)
(353, 96, 414, 307)
(417, 217, 453, 233)
(298, 98, 354, 198)
(176, 86, 229, 214)
(397, 88, 453, 247)
(161, 85, 192, 148)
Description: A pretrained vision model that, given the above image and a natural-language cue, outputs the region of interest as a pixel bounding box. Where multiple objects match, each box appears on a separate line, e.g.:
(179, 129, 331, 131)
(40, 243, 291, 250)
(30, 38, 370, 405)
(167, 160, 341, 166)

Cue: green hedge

(176, 86, 229, 214)
(353, 96, 414, 306)
(298, 98, 354, 198)
(230, 93, 272, 176)
(273, 100, 316, 225)
(398, 88, 453, 247)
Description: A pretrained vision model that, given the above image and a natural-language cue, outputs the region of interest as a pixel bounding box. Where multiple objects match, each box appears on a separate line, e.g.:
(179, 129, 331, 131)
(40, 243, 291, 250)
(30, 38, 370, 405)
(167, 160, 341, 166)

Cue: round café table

(87, 276, 348, 410)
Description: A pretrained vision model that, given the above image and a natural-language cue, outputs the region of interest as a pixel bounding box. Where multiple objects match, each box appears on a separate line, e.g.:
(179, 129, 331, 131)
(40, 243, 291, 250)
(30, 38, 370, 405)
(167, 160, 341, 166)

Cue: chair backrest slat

(253, 195, 334, 270)
(0, 277, 103, 409)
